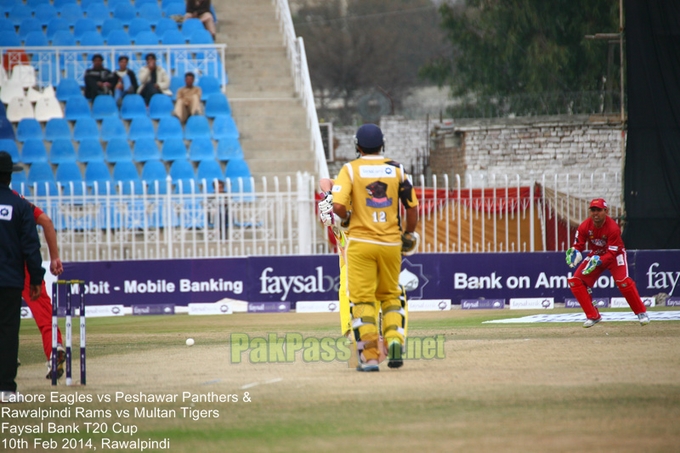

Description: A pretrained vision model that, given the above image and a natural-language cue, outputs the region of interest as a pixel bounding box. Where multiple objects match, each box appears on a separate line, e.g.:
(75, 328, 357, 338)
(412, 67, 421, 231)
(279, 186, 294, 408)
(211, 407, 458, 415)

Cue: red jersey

(12, 190, 44, 222)
(572, 215, 625, 266)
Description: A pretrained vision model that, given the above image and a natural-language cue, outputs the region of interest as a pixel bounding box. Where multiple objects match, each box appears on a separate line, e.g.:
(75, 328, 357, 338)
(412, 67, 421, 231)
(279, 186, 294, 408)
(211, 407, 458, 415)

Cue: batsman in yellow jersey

(330, 123, 419, 372)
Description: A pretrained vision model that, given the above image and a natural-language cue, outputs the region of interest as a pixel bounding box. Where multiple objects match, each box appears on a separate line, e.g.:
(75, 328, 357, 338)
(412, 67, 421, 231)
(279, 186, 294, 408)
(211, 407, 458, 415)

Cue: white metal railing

(273, 0, 329, 179)
(12, 172, 621, 262)
(1, 44, 228, 88)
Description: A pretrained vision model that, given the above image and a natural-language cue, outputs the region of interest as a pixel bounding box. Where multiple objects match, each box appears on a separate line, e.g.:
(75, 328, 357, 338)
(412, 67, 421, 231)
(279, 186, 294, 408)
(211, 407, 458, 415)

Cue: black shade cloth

(624, 0, 680, 249)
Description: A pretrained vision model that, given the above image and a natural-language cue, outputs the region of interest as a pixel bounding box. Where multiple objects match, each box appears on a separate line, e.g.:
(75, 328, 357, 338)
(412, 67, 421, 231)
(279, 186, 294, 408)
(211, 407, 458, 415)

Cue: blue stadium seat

(188, 137, 215, 162)
(24, 31, 48, 47)
(106, 29, 132, 46)
(141, 159, 168, 194)
(54, 0, 78, 11)
(204, 94, 232, 118)
(60, 4, 84, 24)
(35, 5, 59, 26)
(156, 117, 182, 141)
(169, 76, 184, 101)
(156, 18, 178, 36)
(198, 76, 220, 101)
(148, 94, 174, 120)
(0, 139, 20, 162)
(77, 139, 105, 162)
(65, 96, 92, 121)
(18, 19, 43, 39)
(0, 32, 21, 48)
(100, 117, 126, 142)
(74, 18, 97, 41)
(134, 31, 160, 46)
(137, 0, 159, 6)
(184, 116, 211, 140)
(120, 95, 147, 120)
(21, 140, 49, 164)
(52, 30, 76, 47)
(129, 18, 152, 38)
(84, 3, 110, 27)
(0, 19, 13, 34)
(0, 118, 16, 140)
(101, 18, 124, 40)
(160, 29, 185, 45)
(55, 162, 85, 196)
(46, 18, 70, 40)
(9, 5, 32, 27)
(196, 160, 224, 193)
(80, 31, 105, 48)
(181, 18, 205, 38)
(17, 119, 43, 143)
(216, 138, 244, 161)
(107, 0, 131, 9)
(84, 161, 114, 195)
(163, 1, 185, 17)
(188, 29, 213, 44)
(212, 116, 239, 140)
(112, 161, 143, 195)
(49, 139, 77, 164)
(128, 117, 155, 141)
(105, 138, 133, 162)
(28, 0, 50, 8)
(161, 139, 187, 161)
(28, 162, 58, 196)
(73, 118, 100, 141)
(81, 0, 102, 9)
(56, 79, 82, 102)
(45, 119, 72, 141)
(169, 159, 194, 181)
(133, 137, 161, 162)
(10, 169, 29, 195)
(138, 3, 162, 26)
(225, 158, 254, 198)
(113, 3, 136, 26)
(92, 95, 118, 120)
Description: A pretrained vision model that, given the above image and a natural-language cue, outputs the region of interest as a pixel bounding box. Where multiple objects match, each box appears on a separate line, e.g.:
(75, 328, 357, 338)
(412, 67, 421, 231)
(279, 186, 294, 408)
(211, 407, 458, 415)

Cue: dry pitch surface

(12, 309, 680, 453)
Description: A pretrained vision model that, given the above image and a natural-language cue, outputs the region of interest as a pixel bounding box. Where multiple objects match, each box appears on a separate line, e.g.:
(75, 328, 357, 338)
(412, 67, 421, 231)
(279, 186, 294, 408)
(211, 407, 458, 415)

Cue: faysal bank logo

(399, 259, 429, 300)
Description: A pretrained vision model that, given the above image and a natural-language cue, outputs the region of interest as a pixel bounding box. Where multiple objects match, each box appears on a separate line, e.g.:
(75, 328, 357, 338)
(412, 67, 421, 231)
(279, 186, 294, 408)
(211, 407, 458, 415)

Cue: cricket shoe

(583, 317, 602, 328)
(387, 340, 404, 369)
(638, 312, 650, 326)
(45, 345, 66, 380)
(356, 360, 379, 372)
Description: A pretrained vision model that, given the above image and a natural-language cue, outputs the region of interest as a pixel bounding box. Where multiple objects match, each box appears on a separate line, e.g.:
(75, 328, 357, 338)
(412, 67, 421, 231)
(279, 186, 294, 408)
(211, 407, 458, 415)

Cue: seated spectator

(185, 0, 216, 39)
(84, 54, 114, 101)
(137, 53, 172, 105)
(173, 72, 202, 125)
(111, 56, 139, 106)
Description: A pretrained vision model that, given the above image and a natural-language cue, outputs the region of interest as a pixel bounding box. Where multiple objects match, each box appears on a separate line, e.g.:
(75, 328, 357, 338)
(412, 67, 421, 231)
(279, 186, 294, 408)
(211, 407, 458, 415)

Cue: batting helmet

(354, 124, 384, 149)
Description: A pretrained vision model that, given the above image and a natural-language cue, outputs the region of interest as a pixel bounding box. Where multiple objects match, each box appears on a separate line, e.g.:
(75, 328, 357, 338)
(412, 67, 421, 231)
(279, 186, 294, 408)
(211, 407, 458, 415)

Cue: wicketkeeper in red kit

(566, 198, 650, 328)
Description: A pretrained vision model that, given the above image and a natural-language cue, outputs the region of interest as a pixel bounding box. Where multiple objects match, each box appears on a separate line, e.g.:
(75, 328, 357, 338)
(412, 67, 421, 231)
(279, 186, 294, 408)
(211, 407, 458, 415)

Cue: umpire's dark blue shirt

(0, 183, 44, 288)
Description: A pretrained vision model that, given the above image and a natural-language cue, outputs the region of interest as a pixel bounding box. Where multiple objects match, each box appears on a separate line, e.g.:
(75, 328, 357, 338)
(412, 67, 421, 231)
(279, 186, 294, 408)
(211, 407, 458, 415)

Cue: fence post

(297, 172, 312, 255)
(529, 182, 535, 252)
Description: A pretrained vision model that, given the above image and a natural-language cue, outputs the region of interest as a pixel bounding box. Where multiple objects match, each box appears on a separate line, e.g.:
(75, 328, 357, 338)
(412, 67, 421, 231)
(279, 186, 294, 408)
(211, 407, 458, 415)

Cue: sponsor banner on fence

(61, 250, 680, 308)
(84, 305, 125, 318)
(667, 297, 680, 307)
(461, 299, 505, 310)
(408, 299, 451, 312)
(564, 297, 609, 308)
(296, 301, 341, 313)
(510, 298, 554, 310)
(188, 302, 233, 316)
(20, 307, 33, 319)
(610, 297, 655, 308)
(248, 302, 291, 313)
(132, 304, 175, 316)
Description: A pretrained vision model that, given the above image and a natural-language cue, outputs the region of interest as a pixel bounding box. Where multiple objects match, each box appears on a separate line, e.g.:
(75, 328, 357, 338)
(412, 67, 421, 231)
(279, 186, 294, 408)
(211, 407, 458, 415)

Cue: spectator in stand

(111, 56, 139, 106)
(185, 0, 216, 40)
(137, 53, 172, 106)
(83, 54, 114, 101)
(173, 72, 202, 125)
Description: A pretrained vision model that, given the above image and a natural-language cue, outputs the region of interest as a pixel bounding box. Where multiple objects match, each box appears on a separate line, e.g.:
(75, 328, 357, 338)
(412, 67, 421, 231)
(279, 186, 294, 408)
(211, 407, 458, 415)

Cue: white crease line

(264, 378, 283, 385)
(241, 382, 259, 389)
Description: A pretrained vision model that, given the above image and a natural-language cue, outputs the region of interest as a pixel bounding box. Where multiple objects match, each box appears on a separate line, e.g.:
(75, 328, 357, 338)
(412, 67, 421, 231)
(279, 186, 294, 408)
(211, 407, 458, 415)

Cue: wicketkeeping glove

(401, 231, 420, 256)
(318, 192, 334, 227)
(582, 255, 601, 275)
(565, 247, 582, 268)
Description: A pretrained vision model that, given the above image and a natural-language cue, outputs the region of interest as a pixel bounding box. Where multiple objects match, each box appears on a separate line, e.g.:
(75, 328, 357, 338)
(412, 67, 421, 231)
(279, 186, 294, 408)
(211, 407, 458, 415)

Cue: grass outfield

(10, 308, 680, 452)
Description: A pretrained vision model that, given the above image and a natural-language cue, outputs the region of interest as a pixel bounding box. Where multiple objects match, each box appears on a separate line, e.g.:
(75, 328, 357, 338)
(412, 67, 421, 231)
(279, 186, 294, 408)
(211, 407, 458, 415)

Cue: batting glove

(582, 255, 601, 275)
(318, 192, 334, 227)
(401, 231, 420, 256)
(565, 247, 582, 268)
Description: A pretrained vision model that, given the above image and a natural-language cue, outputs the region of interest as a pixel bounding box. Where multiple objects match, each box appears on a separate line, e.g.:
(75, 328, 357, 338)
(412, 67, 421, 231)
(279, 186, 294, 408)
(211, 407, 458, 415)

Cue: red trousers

(23, 269, 62, 360)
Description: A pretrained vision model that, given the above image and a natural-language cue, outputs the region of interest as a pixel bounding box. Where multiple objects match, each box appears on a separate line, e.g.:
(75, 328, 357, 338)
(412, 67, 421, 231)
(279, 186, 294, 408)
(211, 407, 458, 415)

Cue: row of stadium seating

(10, 158, 252, 196)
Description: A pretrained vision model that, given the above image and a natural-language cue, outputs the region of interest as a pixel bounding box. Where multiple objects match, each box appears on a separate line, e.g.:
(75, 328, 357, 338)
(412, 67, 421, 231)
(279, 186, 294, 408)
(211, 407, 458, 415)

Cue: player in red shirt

(14, 191, 66, 378)
(566, 198, 650, 327)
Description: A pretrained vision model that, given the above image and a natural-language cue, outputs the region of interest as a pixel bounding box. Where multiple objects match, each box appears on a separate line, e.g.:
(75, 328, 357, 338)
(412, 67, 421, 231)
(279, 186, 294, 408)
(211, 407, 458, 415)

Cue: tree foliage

(421, 0, 621, 112)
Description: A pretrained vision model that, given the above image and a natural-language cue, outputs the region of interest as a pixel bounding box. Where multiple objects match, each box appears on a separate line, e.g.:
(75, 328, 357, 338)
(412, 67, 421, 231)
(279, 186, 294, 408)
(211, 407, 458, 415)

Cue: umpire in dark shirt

(0, 152, 44, 399)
